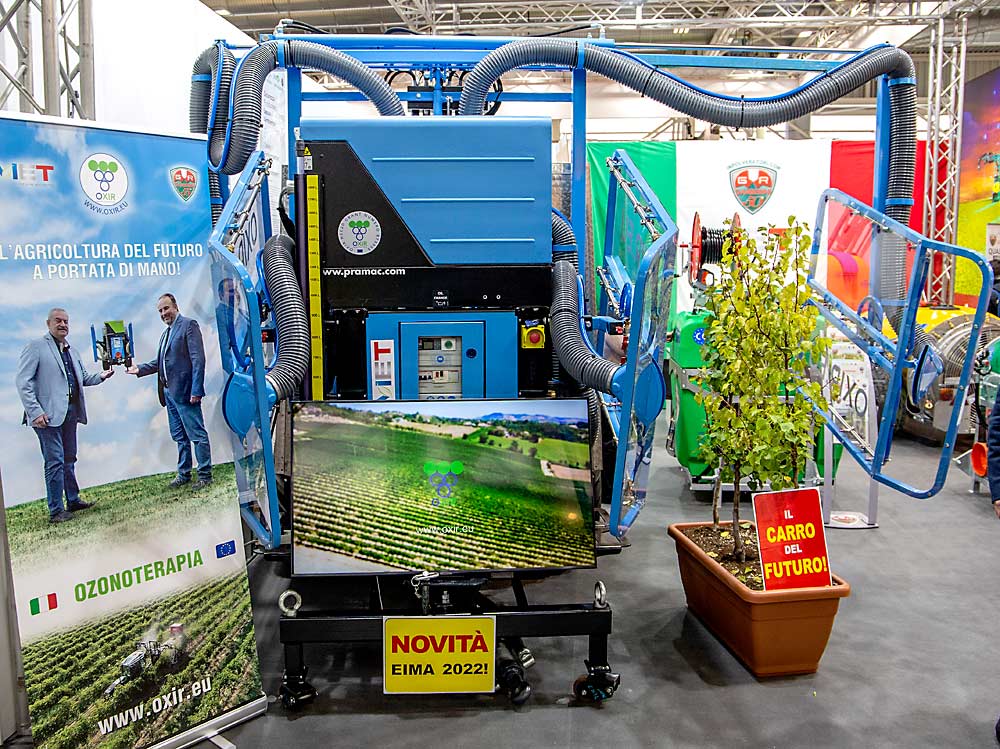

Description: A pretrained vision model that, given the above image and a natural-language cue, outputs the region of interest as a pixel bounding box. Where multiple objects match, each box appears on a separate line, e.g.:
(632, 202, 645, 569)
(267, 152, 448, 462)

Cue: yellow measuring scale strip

(306, 174, 323, 399)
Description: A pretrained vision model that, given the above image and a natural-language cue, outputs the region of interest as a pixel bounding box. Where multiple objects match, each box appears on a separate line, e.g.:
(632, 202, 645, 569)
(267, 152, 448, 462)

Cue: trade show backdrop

(0, 114, 263, 749)
(587, 139, 929, 312)
(956, 66, 1000, 298)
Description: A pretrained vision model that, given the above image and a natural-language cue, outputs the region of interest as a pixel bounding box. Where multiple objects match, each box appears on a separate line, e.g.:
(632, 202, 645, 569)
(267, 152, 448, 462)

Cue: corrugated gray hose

(217, 40, 404, 175)
(550, 214, 603, 487)
(460, 40, 919, 342)
(190, 43, 236, 225)
(552, 260, 621, 394)
(261, 235, 310, 401)
(551, 212, 578, 384)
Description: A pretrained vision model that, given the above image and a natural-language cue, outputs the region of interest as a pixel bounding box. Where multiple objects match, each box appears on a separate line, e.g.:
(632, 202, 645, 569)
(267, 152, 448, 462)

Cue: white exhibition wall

(672, 139, 833, 311)
(91, 0, 254, 134)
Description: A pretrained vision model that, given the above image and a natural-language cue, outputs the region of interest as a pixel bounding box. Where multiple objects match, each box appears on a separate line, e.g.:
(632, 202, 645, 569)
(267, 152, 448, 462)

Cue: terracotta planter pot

(668, 521, 850, 677)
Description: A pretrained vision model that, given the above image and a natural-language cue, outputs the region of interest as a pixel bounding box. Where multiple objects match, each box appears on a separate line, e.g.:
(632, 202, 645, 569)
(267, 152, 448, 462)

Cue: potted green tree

(667, 218, 851, 677)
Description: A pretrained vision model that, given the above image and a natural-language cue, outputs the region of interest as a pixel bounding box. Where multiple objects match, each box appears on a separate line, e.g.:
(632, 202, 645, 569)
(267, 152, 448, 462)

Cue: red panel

(829, 140, 927, 233)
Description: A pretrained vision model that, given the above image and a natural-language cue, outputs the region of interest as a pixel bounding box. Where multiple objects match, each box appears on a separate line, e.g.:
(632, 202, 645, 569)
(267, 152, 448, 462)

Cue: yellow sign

(383, 615, 496, 694)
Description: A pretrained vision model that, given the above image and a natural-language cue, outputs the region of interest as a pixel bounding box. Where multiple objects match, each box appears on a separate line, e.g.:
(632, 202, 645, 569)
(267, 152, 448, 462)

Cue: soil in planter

(681, 523, 766, 591)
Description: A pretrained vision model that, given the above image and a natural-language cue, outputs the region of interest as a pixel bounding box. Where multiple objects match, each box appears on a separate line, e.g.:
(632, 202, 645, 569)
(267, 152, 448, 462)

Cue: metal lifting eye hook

(278, 589, 303, 618)
(410, 570, 439, 595)
(594, 581, 608, 609)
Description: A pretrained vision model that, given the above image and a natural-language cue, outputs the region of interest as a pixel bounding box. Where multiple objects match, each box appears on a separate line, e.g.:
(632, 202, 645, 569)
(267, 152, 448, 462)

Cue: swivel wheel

(279, 673, 317, 711)
(498, 658, 532, 706)
(572, 667, 620, 703)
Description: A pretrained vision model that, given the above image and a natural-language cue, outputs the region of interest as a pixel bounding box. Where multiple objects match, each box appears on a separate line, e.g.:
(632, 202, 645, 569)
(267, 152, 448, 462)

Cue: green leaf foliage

(694, 218, 831, 506)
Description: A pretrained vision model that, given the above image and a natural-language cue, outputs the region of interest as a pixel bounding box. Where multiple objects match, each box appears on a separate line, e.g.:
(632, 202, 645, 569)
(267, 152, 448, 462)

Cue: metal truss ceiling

(205, 1, 995, 47)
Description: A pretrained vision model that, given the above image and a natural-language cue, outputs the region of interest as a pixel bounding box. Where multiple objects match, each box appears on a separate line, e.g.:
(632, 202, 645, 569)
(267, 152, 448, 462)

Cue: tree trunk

(732, 463, 745, 563)
(712, 460, 722, 529)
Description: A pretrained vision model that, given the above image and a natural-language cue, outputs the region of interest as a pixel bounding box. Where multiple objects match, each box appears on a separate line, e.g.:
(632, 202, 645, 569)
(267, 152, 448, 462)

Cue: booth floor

(207, 434, 998, 749)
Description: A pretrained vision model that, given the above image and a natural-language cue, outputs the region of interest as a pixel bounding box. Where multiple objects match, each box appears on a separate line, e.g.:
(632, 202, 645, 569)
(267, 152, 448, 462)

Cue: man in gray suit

(16, 308, 114, 523)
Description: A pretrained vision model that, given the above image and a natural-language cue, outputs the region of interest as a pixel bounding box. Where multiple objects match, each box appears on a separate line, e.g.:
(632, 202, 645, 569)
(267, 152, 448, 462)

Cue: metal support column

(40, 0, 59, 115)
(78, 0, 95, 119)
(571, 65, 587, 272)
(923, 16, 968, 306)
(16, 0, 33, 114)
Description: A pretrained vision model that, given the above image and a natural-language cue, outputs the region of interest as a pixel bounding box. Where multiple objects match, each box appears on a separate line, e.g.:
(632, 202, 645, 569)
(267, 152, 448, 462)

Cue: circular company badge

(338, 211, 382, 255)
(79, 153, 128, 207)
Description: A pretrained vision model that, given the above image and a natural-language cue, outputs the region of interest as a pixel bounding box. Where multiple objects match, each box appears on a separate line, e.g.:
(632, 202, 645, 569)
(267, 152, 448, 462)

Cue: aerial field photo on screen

(291, 400, 596, 575)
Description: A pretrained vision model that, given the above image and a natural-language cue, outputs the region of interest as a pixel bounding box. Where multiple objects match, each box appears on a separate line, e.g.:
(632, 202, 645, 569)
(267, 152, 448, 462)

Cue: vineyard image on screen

(292, 400, 596, 575)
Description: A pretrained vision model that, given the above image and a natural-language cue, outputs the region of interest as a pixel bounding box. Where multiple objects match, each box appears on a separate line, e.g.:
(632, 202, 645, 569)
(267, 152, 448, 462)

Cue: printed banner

(956, 66, 1000, 298)
(0, 114, 263, 748)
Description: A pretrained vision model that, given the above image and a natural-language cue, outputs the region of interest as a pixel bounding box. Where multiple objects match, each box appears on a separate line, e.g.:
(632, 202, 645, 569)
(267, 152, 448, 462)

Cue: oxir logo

(728, 161, 778, 214)
(337, 210, 382, 255)
(80, 152, 129, 212)
(423, 460, 464, 506)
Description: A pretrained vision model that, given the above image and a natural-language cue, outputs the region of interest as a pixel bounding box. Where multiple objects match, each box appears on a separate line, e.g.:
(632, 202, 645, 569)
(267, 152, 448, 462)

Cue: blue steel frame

(208, 151, 282, 549)
(602, 149, 677, 535)
(205, 34, 911, 542)
(809, 188, 992, 499)
(233, 32, 857, 273)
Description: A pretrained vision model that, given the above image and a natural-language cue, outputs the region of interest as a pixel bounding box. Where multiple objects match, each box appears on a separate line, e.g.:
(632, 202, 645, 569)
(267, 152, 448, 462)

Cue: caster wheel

(279, 680, 315, 711)
(573, 675, 601, 703)
(573, 674, 616, 703)
(510, 682, 532, 706)
(995, 714, 1000, 743)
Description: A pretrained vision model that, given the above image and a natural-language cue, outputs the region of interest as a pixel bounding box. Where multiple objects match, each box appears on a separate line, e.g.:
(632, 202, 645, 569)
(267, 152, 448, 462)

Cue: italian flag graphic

(29, 593, 58, 616)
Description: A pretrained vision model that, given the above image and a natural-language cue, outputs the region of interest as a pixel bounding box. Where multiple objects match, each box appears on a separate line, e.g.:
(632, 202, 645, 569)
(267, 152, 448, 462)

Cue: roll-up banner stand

(0, 113, 265, 748)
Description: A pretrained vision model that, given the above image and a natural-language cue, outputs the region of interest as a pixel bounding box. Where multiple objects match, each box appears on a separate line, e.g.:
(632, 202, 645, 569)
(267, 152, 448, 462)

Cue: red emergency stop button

(521, 325, 545, 349)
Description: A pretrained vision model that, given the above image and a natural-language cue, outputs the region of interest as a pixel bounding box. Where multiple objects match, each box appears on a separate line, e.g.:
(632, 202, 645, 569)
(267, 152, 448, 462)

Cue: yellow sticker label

(383, 616, 495, 694)
(305, 174, 323, 400)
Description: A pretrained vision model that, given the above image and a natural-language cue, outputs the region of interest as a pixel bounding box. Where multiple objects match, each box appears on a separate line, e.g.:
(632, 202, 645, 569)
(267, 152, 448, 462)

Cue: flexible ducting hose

(260, 234, 310, 401)
(552, 211, 577, 256)
(551, 211, 578, 385)
(215, 40, 404, 175)
(552, 260, 621, 394)
(460, 40, 918, 340)
(191, 42, 236, 225)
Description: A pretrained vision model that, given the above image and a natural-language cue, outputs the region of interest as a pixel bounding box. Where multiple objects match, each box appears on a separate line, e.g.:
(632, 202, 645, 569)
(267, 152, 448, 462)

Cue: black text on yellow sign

(383, 615, 496, 694)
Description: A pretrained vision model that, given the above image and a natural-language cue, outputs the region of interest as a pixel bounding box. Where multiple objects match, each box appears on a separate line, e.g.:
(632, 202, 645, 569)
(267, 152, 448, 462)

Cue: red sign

(751, 488, 832, 590)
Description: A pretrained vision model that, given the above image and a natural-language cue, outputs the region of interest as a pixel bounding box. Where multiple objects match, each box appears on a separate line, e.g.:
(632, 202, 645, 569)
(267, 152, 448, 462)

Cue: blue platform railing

(808, 188, 992, 499)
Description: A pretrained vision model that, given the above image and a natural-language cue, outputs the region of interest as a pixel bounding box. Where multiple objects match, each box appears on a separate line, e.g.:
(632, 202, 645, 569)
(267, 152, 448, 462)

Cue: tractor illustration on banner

(90, 320, 135, 371)
(103, 623, 187, 696)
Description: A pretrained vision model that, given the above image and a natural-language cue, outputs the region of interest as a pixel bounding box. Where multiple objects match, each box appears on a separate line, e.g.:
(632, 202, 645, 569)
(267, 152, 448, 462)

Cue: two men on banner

(16, 295, 212, 524)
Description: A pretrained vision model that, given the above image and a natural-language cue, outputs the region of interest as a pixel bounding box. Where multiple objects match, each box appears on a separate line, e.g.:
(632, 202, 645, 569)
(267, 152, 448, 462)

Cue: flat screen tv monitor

(291, 399, 596, 576)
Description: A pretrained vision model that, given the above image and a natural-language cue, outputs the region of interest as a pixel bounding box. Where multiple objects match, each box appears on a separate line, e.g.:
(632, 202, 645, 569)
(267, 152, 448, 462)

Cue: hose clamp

(885, 197, 914, 207)
(191, 74, 211, 82)
(888, 77, 916, 87)
(639, 67, 656, 99)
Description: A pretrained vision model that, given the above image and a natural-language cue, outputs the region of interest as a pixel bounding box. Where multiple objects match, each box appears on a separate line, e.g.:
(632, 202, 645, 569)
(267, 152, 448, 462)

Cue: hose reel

(688, 212, 741, 286)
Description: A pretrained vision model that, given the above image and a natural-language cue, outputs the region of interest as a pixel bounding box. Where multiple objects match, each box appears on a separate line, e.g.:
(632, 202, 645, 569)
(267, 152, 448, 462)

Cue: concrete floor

(210, 433, 1000, 749)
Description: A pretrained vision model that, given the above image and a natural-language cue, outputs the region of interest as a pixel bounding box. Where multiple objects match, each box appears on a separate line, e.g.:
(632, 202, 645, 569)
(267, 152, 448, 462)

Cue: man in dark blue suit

(988, 388, 1000, 519)
(128, 293, 212, 488)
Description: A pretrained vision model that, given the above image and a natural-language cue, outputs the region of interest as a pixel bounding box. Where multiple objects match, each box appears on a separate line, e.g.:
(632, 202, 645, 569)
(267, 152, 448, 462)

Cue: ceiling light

(797, 30, 813, 38)
(216, 8, 232, 16)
